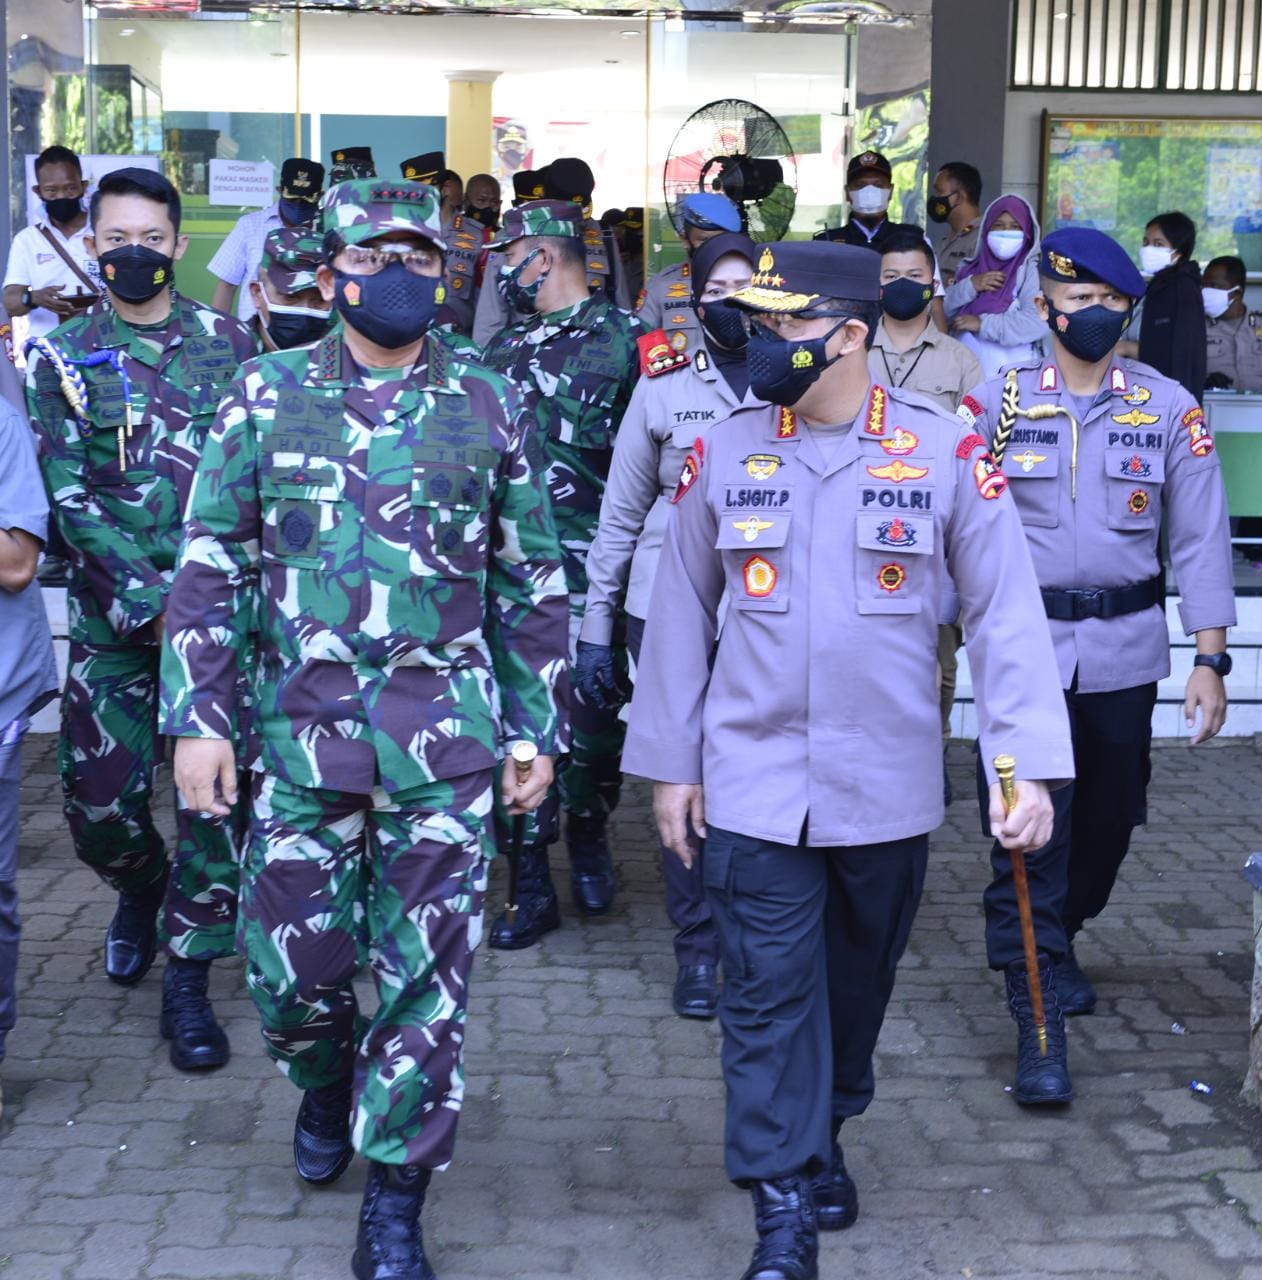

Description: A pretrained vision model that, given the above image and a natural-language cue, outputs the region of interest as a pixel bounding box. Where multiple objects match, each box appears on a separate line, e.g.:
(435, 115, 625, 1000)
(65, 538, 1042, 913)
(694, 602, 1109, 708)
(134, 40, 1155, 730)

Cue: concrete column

(444, 71, 499, 179)
(927, 0, 1010, 206)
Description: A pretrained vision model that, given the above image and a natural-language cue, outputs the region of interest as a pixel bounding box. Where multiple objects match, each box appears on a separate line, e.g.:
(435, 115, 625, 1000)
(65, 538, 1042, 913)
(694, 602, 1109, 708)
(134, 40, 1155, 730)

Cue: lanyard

(878, 341, 929, 390)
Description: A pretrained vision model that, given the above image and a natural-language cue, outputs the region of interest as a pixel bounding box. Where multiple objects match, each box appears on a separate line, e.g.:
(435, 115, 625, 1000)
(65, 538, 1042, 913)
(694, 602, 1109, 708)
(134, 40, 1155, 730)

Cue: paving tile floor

(2, 735, 1262, 1280)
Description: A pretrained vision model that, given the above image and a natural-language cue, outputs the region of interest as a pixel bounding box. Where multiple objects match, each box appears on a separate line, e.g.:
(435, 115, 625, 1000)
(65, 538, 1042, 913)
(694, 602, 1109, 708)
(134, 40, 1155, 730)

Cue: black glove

(574, 640, 623, 709)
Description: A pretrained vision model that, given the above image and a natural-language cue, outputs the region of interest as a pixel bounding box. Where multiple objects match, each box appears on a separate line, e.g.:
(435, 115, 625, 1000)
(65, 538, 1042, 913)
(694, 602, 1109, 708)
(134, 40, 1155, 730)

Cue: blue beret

(680, 192, 743, 233)
(1040, 227, 1146, 300)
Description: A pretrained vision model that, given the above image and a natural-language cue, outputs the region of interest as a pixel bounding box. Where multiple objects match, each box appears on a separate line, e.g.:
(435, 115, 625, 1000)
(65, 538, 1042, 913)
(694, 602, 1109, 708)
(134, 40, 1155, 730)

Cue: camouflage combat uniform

(161, 180, 570, 1168)
(474, 226, 641, 840)
(26, 293, 256, 961)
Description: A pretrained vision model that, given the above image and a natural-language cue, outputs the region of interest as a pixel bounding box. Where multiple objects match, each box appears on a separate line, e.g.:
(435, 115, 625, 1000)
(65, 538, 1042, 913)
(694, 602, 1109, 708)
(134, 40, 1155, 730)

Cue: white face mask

(986, 229, 1025, 261)
(849, 184, 891, 216)
(1139, 244, 1175, 275)
(1202, 285, 1239, 319)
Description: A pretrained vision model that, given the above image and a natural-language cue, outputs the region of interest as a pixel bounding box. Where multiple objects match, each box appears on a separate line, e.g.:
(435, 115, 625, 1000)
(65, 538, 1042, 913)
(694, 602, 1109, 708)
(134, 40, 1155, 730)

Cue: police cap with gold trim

(1040, 227, 1145, 300)
(487, 198, 584, 247)
(328, 146, 376, 184)
(320, 178, 447, 251)
(727, 241, 880, 313)
(400, 151, 444, 184)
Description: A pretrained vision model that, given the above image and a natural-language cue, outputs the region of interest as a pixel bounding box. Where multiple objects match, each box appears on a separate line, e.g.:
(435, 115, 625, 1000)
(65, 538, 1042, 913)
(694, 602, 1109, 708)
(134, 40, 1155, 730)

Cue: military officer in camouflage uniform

(961, 227, 1235, 1104)
(470, 199, 641, 948)
(26, 167, 256, 1072)
(637, 192, 743, 361)
(162, 178, 568, 1280)
(578, 231, 762, 1019)
(248, 226, 335, 353)
(623, 241, 1072, 1280)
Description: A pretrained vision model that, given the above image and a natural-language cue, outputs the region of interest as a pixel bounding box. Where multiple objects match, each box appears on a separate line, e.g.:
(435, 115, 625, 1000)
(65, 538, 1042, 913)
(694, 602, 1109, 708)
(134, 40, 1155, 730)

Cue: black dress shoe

(352, 1161, 436, 1280)
(673, 964, 719, 1019)
(567, 813, 616, 916)
(1055, 944, 1097, 1016)
(104, 874, 167, 986)
(1006, 953, 1073, 1106)
(741, 1175, 818, 1280)
(293, 1080, 354, 1185)
(490, 843, 560, 950)
(159, 958, 229, 1071)
(810, 1143, 858, 1231)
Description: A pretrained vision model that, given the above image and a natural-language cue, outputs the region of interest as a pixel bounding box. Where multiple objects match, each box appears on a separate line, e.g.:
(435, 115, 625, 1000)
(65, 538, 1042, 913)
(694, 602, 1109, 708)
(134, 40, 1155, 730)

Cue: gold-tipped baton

(994, 753, 1048, 1056)
(504, 741, 538, 925)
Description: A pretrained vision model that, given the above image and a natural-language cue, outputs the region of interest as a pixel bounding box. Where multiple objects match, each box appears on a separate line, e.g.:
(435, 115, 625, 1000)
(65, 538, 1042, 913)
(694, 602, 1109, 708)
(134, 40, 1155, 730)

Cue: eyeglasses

(337, 244, 439, 276)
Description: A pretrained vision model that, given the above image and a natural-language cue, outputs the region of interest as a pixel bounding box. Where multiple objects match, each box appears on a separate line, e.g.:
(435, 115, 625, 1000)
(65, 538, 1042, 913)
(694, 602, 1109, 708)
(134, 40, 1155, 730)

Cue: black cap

(329, 147, 376, 183)
(280, 158, 324, 202)
(401, 151, 444, 184)
(545, 157, 595, 203)
(846, 150, 892, 183)
(727, 241, 880, 312)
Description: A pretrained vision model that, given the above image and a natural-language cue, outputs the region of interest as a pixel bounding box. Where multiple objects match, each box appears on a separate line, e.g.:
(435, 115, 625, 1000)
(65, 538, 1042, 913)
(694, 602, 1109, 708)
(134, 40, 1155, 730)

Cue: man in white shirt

(3, 145, 100, 344)
(208, 158, 324, 322)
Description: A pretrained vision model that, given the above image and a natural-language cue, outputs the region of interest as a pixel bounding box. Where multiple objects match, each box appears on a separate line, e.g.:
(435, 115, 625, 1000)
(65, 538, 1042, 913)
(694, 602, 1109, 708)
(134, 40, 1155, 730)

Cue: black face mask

(880, 277, 933, 321)
(464, 205, 498, 229)
(261, 302, 335, 350)
(699, 302, 749, 352)
(280, 197, 318, 226)
(43, 195, 82, 224)
(746, 319, 847, 406)
(1046, 301, 1131, 364)
(97, 244, 174, 303)
(927, 194, 954, 224)
(332, 262, 443, 350)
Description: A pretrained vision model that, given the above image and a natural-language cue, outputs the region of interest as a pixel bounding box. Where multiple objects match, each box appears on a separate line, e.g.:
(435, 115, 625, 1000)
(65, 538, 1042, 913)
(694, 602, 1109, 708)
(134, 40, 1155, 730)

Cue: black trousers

(978, 680, 1156, 968)
(703, 825, 928, 1184)
(626, 615, 719, 967)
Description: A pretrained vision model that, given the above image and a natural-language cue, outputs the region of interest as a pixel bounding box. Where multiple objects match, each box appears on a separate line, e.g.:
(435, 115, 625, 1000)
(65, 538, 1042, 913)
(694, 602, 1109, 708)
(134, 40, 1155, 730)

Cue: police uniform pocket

(1104, 446, 1164, 532)
(410, 461, 490, 579)
(716, 511, 790, 613)
(260, 457, 344, 568)
(1003, 448, 1061, 528)
(854, 511, 933, 615)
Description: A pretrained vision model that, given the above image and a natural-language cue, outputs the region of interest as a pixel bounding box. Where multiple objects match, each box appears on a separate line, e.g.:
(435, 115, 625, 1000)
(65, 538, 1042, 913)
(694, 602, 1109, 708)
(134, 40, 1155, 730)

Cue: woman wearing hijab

(1136, 211, 1207, 399)
(574, 232, 764, 1022)
(944, 193, 1046, 377)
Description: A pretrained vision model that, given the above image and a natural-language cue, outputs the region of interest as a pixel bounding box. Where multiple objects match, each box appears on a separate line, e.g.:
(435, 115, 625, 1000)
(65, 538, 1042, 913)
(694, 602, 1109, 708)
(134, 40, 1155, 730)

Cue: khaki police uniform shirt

(580, 346, 762, 643)
(937, 222, 980, 285)
(1206, 311, 1262, 392)
(622, 383, 1074, 847)
(868, 318, 984, 413)
(960, 356, 1236, 695)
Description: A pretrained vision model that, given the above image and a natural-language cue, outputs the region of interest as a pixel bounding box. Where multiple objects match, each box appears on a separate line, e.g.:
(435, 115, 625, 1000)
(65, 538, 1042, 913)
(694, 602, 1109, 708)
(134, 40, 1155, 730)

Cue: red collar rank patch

(973, 452, 1008, 500)
(864, 384, 887, 436)
(777, 408, 798, 439)
(638, 329, 689, 378)
(1110, 366, 1128, 393)
(1039, 364, 1058, 392)
(955, 432, 986, 460)
(1182, 406, 1213, 456)
(956, 394, 985, 429)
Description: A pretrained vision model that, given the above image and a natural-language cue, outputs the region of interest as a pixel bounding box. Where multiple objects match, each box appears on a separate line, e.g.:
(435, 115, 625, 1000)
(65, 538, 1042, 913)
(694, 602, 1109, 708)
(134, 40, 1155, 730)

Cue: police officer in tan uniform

(1203, 255, 1262, 392)
(623, 242, 1072, 1280)
(962, 227, 1235, 1105)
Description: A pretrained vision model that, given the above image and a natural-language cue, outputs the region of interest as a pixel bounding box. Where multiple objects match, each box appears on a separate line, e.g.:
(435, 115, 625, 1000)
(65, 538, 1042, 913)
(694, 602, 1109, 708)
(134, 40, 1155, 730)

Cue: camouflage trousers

(240, 768, 493, 1169)
(60, 642, 243, 961)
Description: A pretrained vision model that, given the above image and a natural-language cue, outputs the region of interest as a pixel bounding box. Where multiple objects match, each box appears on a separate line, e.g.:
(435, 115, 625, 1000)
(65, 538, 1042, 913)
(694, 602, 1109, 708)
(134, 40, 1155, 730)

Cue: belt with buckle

(1041, 572, 1165, 622)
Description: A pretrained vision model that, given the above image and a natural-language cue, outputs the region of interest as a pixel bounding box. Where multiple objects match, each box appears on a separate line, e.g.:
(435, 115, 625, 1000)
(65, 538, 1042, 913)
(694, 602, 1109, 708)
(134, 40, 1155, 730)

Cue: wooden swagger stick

(994, 754, 1048, 1056)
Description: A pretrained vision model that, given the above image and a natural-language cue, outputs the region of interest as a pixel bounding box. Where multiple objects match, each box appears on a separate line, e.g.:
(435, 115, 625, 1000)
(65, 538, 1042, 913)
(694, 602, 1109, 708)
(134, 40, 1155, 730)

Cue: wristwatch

(1194, 652, 1232, 677)
(21, 288, 31, 309)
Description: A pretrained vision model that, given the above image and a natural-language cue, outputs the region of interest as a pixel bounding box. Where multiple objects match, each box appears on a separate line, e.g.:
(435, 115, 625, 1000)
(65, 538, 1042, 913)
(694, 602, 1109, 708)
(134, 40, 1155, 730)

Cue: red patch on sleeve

(955, 432, 986, 460)
(671, 452, 700, 504)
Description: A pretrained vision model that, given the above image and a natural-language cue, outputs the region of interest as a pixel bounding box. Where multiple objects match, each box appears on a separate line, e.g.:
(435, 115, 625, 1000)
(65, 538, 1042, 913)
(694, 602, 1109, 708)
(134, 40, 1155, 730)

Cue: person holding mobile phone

(3, 145, 100, 343)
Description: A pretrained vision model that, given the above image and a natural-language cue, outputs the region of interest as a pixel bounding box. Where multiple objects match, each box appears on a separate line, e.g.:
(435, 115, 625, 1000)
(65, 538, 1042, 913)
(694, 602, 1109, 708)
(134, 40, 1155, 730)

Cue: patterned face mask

(497, 249, 548, 314)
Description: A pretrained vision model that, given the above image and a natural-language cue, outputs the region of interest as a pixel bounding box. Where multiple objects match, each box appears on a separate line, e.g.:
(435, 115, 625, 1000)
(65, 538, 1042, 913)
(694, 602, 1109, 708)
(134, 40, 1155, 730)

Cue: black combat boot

(488, 843, 560, 950)
(104, 869, 169, 985)
(1055, 943, 1097, 1016)
(810, 1137, 858, 1232)
(673, 964, 719, 1019)
(352, 1161, 436, 1280)
(159, 957, 229, 1071)
(293, 1079, 354, 1185)
(740, 1175, 818, 1280)
(566, 812, 616, 915)
(1005, 952, 1073, 1106)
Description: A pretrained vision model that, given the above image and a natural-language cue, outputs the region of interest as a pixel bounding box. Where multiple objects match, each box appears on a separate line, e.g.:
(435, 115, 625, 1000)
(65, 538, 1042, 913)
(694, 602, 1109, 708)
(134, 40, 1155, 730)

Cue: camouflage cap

(259, 225, 325, 294)
(487, 198, 583, 248)
(319, 178, 447, 252)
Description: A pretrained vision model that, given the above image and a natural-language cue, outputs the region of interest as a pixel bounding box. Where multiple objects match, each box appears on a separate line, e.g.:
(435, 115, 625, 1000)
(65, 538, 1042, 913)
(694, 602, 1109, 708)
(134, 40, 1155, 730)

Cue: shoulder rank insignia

(866, 460, 928, 483)
(864, 384, 887, 436)
(637, 329, 689, 378)
(881, 427, 919, 456)
(1112, 407, 1160, 428)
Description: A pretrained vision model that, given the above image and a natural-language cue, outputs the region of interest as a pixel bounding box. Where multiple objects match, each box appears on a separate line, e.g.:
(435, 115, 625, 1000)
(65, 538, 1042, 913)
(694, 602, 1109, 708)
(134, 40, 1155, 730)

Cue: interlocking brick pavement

(2, 734, 1262, 1280)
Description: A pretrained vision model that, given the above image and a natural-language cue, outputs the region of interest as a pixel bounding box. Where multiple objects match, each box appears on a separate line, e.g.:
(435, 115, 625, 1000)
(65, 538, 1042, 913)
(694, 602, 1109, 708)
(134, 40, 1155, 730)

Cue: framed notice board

(1040, 114, 1262, 278)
